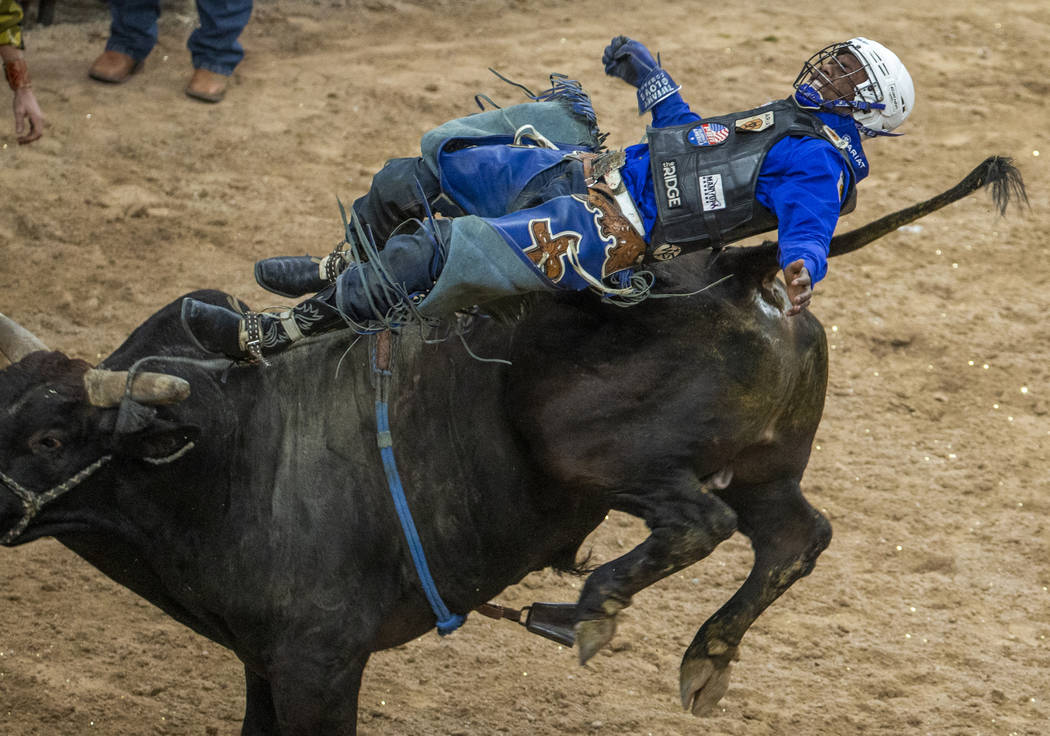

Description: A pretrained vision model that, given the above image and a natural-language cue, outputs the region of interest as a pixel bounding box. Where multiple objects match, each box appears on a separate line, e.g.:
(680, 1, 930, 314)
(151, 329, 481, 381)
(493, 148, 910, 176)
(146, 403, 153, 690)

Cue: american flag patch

(688, 122, 730, 146)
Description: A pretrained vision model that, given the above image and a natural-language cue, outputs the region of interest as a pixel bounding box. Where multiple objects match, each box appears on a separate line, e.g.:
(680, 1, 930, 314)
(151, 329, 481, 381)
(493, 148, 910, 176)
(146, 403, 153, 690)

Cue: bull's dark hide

(2, 244, 835, 732)
(1, 152, 1025, 733)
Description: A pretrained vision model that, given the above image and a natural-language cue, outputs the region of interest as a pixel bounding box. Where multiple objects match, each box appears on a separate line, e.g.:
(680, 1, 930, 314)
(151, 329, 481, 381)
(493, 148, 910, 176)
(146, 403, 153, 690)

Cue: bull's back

(500, 276, 828, 492)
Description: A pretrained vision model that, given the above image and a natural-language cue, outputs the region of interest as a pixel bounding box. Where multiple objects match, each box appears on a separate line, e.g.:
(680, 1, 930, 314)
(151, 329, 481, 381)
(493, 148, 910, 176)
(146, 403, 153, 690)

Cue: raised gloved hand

(602, 36, 680, 114)
(602, 36, 659, 88)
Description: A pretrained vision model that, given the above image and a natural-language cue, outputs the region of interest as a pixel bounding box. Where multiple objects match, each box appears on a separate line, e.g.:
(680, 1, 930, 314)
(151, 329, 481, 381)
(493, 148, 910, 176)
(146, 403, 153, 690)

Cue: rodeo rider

(182, 35, 915, 362)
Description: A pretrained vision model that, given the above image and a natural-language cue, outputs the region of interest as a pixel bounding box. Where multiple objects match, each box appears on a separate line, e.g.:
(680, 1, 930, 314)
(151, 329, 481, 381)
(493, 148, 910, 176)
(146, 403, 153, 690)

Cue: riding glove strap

(636, 67, 680, 114)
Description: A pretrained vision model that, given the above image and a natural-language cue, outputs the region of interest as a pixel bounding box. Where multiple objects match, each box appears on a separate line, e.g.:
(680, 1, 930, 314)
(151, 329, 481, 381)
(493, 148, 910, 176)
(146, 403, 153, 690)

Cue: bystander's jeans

(104, 0, 252, 75)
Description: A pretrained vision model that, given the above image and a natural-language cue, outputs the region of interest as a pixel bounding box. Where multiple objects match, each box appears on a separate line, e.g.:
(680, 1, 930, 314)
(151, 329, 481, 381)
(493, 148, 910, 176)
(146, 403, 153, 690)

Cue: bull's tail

(713, 156, 1027, 282)
(827, 155, 1028, 258)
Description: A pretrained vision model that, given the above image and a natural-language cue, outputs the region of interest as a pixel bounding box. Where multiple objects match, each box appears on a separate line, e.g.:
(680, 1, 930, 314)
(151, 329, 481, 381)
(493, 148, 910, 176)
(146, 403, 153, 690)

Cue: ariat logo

(662, 160, 681, 209)
(840, 133, 867, 170)
(699, 174, 726, 212)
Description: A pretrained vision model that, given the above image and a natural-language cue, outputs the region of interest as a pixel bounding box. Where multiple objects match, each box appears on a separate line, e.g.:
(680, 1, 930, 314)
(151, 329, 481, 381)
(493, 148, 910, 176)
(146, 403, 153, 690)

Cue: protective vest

(647, 98, 857, 250)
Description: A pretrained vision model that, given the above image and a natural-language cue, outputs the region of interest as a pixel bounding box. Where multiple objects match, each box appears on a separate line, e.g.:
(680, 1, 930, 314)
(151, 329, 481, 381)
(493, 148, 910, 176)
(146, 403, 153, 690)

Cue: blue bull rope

(372, 332, 465, 636)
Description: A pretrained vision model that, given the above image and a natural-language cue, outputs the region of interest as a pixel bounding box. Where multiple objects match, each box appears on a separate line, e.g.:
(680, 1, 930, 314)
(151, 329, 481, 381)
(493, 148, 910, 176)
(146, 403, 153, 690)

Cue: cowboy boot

(253, 248, 353, 299)
(181, 286, 349, 362)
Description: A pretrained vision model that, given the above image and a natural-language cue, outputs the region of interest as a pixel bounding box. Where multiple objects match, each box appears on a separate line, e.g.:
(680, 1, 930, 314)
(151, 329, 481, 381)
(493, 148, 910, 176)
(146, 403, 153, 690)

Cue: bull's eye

(28, 430, 65, 454)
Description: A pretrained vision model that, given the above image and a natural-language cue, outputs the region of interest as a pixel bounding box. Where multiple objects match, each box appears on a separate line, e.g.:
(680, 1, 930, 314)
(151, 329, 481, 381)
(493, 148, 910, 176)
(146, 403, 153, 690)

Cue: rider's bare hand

(783, 259, 812, 317)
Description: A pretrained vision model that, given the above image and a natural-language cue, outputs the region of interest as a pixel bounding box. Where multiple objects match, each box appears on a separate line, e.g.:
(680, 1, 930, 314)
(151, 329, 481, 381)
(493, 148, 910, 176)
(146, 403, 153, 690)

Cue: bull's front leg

(680, 477, 831, 716)
(242, 667, 280, 735)
(264, 648, 369, 735)
(575, 469, 737, 664)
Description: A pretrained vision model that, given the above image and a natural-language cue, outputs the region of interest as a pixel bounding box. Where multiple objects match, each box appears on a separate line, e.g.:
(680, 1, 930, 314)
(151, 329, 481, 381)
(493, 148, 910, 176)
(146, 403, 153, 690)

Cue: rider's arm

(649, 91, 701, 128)
(603, 35, 701, 126)
(756, 136, 853, 284)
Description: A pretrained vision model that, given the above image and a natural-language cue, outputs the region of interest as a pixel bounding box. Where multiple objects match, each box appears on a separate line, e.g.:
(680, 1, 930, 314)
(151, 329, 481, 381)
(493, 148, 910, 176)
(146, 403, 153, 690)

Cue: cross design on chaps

(524, 219, 580, 282)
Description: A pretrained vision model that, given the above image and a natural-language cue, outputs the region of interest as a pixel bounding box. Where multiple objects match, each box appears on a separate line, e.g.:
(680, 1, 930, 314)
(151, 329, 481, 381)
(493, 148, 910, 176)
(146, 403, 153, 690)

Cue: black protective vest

(647, 98, 857, 251)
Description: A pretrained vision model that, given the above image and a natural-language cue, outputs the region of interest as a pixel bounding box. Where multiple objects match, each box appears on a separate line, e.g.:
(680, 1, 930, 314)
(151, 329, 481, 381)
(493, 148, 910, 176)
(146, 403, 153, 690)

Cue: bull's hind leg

(680, 477, 831, 715)
(575, 470, 738, 664)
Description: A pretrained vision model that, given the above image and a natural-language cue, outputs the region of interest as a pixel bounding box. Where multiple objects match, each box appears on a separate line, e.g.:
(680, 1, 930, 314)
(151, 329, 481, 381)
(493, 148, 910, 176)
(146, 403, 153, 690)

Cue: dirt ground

(1, 0, 1048, 733)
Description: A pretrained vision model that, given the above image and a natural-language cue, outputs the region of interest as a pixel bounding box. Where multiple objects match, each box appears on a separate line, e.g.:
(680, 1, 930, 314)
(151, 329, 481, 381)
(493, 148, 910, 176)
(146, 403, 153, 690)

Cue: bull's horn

(0, 312, 50, 365)
(83, 369, 191, 407)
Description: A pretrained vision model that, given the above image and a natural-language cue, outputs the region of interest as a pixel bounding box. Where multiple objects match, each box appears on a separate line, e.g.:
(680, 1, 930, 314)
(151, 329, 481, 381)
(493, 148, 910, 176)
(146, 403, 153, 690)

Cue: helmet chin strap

(856, 123, 904, 138)
(793, 83, 825, 109)
(794, 85, 901, 137)
(795, 83, 886, 112)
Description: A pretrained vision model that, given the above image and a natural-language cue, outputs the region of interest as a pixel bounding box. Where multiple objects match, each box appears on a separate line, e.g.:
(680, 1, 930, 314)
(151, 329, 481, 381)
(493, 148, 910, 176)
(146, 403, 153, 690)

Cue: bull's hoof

(575, 616, 617, 665)
(679, 644, 738, 716)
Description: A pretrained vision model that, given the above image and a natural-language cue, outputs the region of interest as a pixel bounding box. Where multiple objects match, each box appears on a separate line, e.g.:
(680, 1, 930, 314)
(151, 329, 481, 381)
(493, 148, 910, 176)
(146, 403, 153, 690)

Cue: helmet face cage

(793, 41, 882, 110)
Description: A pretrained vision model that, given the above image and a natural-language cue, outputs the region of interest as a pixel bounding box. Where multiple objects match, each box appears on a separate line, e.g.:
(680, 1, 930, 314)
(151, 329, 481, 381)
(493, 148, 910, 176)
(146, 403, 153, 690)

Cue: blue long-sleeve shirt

(619, 90, 863, 284)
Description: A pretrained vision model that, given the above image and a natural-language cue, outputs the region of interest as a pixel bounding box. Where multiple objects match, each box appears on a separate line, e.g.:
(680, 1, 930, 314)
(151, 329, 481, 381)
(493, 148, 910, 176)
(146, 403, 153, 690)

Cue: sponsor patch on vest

(820, 124, 848, 150)
(735, 111, 774, 132)
(651, 243, 682, 261)
(687, 122, 729, 146)
(699, 174, 726, 212)
(661, 159, 682, 209)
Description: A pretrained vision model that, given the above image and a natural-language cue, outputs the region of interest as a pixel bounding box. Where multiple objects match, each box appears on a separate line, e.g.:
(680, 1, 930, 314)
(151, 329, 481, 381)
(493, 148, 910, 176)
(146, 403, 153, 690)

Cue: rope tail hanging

(372, 332, 465, 636)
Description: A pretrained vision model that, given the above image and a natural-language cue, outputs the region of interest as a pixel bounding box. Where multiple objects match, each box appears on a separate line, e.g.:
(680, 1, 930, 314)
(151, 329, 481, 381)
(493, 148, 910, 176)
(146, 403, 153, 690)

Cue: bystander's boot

(185, 68, 228, 103)
(88, 50, 142, 83)
(254, 248, 352, 298)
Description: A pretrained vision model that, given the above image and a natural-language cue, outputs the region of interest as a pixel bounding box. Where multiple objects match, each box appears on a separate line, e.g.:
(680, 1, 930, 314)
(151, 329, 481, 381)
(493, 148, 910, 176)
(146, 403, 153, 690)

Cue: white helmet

(847, 37, 914, 135)
(794, 37, 915, 136)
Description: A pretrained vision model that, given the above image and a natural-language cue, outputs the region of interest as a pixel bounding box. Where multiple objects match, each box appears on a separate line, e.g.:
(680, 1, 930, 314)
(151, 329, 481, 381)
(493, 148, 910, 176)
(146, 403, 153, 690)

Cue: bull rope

(372, 330, 465, 636)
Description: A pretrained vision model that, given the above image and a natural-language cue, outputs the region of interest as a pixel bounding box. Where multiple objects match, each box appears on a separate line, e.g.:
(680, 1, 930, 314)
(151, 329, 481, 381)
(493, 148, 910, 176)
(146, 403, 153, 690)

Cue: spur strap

(322, 249, 348, 283)
(242, 311, 266, 364)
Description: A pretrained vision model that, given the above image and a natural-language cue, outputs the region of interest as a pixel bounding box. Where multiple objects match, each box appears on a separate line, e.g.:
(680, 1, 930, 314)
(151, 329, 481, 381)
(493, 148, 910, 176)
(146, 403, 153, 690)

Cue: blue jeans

(105, 0, 253, 75)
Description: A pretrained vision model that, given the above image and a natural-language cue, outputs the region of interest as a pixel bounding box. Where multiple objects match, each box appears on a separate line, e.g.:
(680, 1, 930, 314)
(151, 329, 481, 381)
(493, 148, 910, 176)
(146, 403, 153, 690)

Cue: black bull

(0, 158, 1024, 734)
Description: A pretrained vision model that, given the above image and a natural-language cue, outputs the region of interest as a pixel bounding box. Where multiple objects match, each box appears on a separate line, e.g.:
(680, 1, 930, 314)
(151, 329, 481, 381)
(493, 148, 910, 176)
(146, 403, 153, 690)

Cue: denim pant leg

(336, 221, 451, 321)
(187, 0, 253, 75)
(351, 157, 451, 247)
(105, 0, 161, 62)
(508, 158, 588, 212)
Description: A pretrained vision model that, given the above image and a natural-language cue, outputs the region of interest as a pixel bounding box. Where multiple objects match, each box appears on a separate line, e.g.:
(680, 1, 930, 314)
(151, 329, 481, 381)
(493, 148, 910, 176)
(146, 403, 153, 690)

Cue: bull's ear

(114, 417, 200, 464)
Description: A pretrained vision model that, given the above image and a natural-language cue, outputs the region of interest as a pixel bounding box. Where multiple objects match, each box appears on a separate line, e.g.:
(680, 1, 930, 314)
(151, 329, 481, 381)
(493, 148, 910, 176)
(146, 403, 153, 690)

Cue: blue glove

(602, 36, 680, 114)
(602, 36, 658, 87)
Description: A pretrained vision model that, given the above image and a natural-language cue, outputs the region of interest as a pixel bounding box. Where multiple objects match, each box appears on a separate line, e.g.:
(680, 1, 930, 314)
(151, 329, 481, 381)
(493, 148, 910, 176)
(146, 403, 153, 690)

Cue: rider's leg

(183, 221, 447, 361)
(254, 158, 450, 298)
